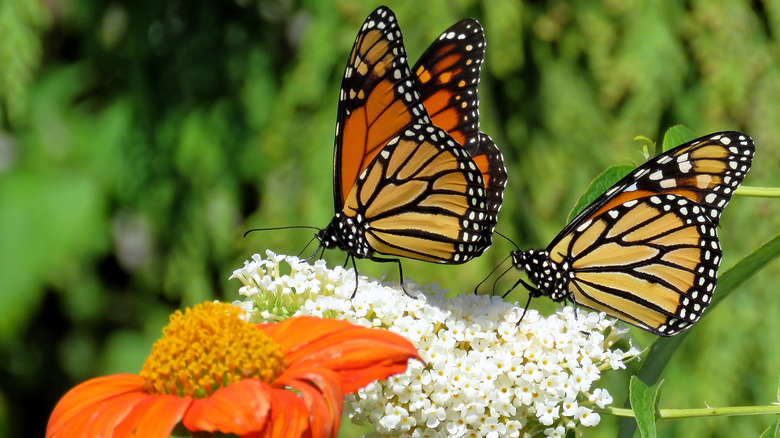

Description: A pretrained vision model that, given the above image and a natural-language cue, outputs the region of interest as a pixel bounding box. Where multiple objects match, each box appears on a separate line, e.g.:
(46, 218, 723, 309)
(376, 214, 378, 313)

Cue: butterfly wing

(558, 132, 755, 239)
(469, 132, 506, 250)
(412, 19, 485, 149)
(413, 19, 507, 249)
(545, 131, 755, 336)
(341, 123, 489, 263)
(550, 195, 720, 335)
(334, 6, 430, 212)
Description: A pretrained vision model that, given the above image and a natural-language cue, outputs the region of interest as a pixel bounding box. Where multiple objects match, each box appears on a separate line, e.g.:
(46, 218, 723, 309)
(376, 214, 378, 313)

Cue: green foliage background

(1, 0, 778, 436)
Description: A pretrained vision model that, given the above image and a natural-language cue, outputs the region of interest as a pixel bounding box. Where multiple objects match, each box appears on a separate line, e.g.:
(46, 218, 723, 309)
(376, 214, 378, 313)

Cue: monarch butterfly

(315, 7, 506, 279)
(507, 132, 754, 336)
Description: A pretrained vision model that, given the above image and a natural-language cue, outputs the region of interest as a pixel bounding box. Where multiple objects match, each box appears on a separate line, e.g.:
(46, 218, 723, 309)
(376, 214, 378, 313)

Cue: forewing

(556, 131, 755, 242)
(412, 18, 506, 248)
(412, 19, 485, 150)
(334, 6, 430, 211)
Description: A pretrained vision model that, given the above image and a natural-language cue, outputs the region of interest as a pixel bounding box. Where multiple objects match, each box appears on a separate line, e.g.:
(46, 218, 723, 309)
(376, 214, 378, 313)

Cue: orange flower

(47, 302, 420, 438)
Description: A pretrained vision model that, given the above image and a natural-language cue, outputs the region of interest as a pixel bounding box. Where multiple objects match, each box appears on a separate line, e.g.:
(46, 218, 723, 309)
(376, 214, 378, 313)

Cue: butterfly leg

(302, 240, 325, 263)
(507, 277, 542, 325)
(369, 256, 409, 296)
(502, 277, 541, 299)
(350, 255, 359, 298)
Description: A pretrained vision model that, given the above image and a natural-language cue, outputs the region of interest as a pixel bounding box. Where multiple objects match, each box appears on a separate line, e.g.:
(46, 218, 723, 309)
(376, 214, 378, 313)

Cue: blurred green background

(1, 0, 778, 436)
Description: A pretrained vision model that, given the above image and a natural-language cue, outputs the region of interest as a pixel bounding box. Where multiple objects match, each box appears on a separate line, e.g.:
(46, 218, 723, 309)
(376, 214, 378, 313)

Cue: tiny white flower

(544, 425, 566, 437)
(536, 400, 560, 426)
(232, 252, 642, 437)
(575, 406, 600, 427)
(590, 387, 614, 409)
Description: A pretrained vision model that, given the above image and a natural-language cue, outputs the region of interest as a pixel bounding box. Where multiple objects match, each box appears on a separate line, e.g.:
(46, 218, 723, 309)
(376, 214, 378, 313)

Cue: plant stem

(602, 404, 780, 419)
(735, 186, 780, 197)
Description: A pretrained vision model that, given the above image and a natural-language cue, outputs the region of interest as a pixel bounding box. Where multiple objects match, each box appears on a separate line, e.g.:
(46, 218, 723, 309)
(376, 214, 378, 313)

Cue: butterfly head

(510, 249, 572, 302)
(316, 213, 372, 259)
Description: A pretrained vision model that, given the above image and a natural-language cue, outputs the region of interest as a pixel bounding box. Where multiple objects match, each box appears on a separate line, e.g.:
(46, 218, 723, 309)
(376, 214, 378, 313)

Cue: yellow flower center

(140, 301, 287, 398)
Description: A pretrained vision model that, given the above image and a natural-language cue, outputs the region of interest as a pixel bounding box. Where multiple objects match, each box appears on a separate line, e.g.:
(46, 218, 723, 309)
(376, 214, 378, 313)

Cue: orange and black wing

(469, 132, 506, 250)
(413, 19, 506, 247)
(334, 6, 430, 212)
(546, 132, 754, 335)
(340, 123, 491, 264)
(557, 132, 755, 240)
(549, 194, 721, 335)
(413, 18, 484, 150)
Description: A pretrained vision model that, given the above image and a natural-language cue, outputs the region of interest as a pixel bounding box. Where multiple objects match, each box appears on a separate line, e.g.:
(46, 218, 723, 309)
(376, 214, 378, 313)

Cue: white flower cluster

(231, 251, 641, 438)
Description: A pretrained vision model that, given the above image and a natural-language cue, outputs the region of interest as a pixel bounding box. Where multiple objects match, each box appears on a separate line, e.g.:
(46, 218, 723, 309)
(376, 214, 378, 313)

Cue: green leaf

(760, 420, 779, 438)
(661, 125, 696, 153)
(629, 376, 663, 438)
(567, 165, 635, 223)
(619, 232, 780, 438)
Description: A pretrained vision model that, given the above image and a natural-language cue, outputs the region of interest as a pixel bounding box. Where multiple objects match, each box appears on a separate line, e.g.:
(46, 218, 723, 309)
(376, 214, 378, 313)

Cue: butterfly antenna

(243, 225, 321, 237)
(473, 255, 511, 295)
(494, 231, 521, 251)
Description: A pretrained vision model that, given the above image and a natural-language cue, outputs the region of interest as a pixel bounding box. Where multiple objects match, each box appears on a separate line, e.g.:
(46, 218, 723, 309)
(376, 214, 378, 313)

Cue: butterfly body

(510, 131, 754, 336)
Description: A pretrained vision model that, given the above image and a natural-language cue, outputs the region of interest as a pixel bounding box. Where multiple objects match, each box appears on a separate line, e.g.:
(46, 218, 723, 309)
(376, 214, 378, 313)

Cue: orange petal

(47, 374, 145, 437)
(81, 392, 150, 437)
(182, 379, 271, 435)
(262, 387, 310, 438)
(274, 367, 343, 438)
(113, 394, 191, 438)
(261, 316, 420, 393)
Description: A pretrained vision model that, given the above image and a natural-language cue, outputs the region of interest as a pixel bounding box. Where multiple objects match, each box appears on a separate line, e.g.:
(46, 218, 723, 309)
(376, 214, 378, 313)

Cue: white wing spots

(678, 161, 692, 173)
(659, 179, 676, 188)
(696, 174, 712, 187)
(649, 171, 663, 180)
(623, 199, 638, 208)
(720, 136, 732, 145)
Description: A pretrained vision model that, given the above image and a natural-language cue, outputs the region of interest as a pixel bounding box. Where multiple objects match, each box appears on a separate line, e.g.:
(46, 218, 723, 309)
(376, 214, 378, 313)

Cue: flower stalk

(603, 404, 780, 419)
